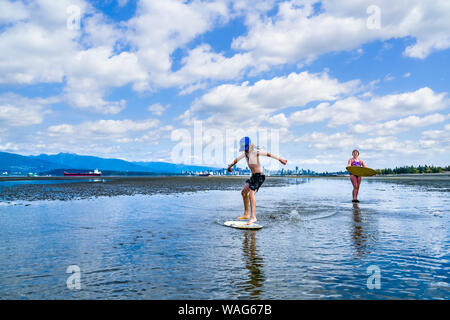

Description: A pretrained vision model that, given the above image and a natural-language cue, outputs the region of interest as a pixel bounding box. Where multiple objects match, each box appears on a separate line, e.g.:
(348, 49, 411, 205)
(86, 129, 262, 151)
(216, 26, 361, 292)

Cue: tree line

(375, 165, 450, 175)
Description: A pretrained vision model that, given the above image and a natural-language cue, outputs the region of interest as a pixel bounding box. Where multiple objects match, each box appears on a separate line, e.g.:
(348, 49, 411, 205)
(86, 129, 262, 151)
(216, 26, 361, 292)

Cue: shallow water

(0, 177, 448, 299)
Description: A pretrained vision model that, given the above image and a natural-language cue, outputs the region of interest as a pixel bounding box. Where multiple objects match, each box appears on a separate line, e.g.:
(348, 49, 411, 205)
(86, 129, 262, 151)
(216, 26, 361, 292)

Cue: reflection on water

(351, 203, 374, 258)
(0, 177, 448, 299)
(241, 231, 264, 299)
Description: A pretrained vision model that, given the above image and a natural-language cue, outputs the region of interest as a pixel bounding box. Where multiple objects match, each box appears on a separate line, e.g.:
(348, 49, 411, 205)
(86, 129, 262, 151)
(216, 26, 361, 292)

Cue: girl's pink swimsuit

(350, 160, 363, 177)
(351, 160, 362, 167)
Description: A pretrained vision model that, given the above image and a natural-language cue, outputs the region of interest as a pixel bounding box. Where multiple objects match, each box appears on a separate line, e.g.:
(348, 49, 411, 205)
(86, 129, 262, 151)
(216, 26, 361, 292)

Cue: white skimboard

(224, 220, 263, 230)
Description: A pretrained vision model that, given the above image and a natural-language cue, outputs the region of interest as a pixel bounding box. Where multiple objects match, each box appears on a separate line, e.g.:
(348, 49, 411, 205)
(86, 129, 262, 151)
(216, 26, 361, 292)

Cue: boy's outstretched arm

(227, 154, 245, 172)
(259, 151, 287, 165)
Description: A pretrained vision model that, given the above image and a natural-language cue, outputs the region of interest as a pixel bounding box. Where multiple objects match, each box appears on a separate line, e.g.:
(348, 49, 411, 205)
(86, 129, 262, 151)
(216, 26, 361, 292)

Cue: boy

(227, 137, 287, 225)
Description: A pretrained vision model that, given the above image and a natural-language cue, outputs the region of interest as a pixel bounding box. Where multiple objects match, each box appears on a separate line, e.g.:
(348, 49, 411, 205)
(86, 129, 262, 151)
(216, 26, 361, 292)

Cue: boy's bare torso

(238, 150, 266, 174)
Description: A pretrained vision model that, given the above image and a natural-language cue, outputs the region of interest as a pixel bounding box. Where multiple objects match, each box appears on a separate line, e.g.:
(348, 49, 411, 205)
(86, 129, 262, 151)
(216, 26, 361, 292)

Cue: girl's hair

(352, 149, 360, 155)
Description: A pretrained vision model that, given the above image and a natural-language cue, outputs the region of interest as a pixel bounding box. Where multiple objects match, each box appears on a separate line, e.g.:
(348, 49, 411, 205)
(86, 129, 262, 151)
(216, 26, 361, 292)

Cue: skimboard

(224, 220, 263, 230)
(346, 166, 377, 177)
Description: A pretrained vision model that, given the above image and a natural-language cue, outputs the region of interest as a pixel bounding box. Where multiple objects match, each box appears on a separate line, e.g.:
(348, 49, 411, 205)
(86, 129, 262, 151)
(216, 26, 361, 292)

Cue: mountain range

(0, 152, 218, 175)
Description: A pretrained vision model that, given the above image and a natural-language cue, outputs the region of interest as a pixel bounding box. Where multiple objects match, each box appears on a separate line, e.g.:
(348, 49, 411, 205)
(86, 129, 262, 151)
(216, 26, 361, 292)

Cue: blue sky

(0, 0, 449, 171)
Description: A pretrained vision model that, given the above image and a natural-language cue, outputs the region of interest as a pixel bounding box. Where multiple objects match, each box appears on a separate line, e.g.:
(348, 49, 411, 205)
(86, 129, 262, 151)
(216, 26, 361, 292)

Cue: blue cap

(239, 137, 251, 151)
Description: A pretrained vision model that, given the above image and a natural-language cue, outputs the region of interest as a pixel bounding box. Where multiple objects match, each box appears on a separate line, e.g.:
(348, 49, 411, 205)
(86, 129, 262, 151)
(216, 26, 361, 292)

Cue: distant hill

(0, 152, 218, 175)
(30, 153, 152, 172)
(134, 161, 220, 174)
(0, 152, 61, 174)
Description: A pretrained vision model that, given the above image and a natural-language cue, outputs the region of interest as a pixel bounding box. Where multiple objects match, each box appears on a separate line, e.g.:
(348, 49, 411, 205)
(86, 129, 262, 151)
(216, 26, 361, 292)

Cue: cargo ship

(64, 169, 102, 177)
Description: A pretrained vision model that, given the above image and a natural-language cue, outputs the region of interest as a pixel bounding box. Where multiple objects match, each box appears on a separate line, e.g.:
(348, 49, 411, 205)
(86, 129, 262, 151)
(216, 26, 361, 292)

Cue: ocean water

(0, 177, 448, 299)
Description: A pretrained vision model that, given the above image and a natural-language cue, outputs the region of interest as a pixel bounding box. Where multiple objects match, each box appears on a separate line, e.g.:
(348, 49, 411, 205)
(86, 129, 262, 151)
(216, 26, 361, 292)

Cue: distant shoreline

(1, 172, 449, 182)
(1, 174, 448, 202)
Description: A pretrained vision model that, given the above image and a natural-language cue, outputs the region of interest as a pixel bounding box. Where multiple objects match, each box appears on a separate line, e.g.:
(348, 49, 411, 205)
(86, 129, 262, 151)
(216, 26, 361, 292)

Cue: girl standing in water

(347, 149, 367, 203)
(227, 137, 287, 225)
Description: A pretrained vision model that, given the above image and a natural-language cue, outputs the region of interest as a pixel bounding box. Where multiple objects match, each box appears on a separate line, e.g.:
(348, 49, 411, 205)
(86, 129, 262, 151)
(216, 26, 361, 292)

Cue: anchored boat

(64, 169, 102, 177)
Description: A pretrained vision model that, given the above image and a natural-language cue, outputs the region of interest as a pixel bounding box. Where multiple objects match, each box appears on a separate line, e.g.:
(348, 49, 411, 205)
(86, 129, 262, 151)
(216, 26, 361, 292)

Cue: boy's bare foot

(246, 218, 257, 225)
(237, 214, 250, 220)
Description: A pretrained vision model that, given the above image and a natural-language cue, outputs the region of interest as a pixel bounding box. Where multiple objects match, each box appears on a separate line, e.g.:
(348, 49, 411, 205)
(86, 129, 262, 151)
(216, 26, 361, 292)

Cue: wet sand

(1, 174, 449, 202)
(0, 176, 290, 202)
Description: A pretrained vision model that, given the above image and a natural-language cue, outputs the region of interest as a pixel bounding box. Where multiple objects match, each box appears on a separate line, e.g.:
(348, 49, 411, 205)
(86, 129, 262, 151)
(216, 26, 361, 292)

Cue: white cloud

(159, 44, 253, 89)
(277, 102, 331, 126)
(0, 142, 19, 152)
(0, 0, 28, 24)
(0, 0, 88, 84)
(81, 12, 124, 48)
(0, 1, 145, 114)
(295, 130, 449, 155)
(125, 0, 230, 88)
(0, 93, 58, 127)
(2, 0, 450, 103)
(420, 124, 450, 150)
(184, 71, 360, 126)
(48, 118, 160, 138)
(351, 113, 449, 135)
(148, 103, 169, 116)
(30, 118, 176, 160)
(281, 87, 448, 127)
(295, 131, 355, 150)
(0, 0, 135, 115)
(0, 0, 238, 112)
(233, 1, 367, 68)
(384, 74, 395, 82)
(232, 0, 450, 71)
(65, 47, 147, 114)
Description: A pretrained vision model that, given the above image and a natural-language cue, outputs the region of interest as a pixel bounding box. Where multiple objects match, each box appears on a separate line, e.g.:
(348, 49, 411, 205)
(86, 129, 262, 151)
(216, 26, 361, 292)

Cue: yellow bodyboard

(346, 166, 377, 177)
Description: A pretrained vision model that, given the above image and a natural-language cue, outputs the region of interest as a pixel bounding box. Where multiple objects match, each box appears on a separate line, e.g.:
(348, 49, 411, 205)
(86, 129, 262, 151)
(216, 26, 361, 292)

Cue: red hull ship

(64, 169, 102, 177)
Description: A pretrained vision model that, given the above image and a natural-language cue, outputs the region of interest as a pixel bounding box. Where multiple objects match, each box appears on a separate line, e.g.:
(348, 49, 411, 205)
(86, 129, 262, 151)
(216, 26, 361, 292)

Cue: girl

(347, 149, 367, 203)
(227, 137, 287, 225)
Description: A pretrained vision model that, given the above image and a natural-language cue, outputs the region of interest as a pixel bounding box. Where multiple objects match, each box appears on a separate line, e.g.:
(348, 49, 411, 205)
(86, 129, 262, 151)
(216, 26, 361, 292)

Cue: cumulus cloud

(0, 0, 137, 115)
(64, 47, 147, 114)
(232, 0, 450, 70)
(148, 103, 170, 116)
(183, 71, 360, 126)
(350, 113, 449, 135)
(33, 117, 175, 160)
(0, 0, 87, 84)
(2, 0, 450, 102)
(420, 124, 450, 150)
(48, 118, 160, 138)
(279, 87, 448, 127)
(160, 44, 253, 89)
(125, 0, 230, 87)
(0, 0, 28, 24)
(295, 130, 448, 155)
(0, 93, 58, 127)
(0, 0, 237, 111)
